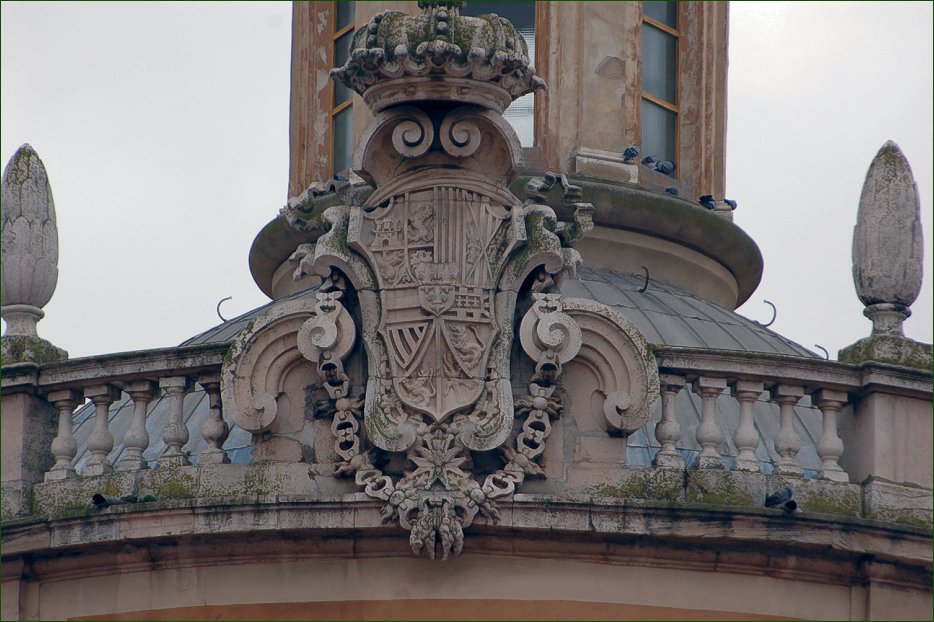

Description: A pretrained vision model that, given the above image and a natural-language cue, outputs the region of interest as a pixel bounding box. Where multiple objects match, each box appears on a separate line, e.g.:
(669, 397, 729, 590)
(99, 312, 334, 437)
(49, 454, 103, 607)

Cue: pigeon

(641, 155, 659, 167)
(698, 195, 717, 210)
(723, 198, 737, 210)
(623, 145, 640, 162)
(764, 487, 797, 512)
(655, 160, 676, 175)
(664, 187, 679, 196)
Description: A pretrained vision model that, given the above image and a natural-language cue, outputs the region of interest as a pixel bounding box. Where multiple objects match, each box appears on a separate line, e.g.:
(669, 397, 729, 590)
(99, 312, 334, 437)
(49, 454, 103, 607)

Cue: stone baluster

(159, 376, 191, 467)
(44, 389, 84, 481)
(653, 374, 686, 468)
(117, 380, 159, 471)
(199, 375, 230, 464)
(692, 377, 727, 469)
(771, 384, 804, 475)
(812, 389, 848, 482)
(731, 380, 764, 472)
(83, 384, 121, 476)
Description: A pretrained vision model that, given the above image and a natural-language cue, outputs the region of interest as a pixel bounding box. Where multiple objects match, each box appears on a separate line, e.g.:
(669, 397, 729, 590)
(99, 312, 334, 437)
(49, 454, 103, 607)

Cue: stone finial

(1, 144, 67, 364)
(840, 140, 931, 368)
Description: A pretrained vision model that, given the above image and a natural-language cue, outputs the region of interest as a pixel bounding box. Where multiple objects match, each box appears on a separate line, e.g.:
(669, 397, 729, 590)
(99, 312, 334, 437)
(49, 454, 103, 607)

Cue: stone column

(653, 374, 685, 468)
(731, 380, 763, 472)
(45, 388, 84, 480)
(159, 376, 191, 467)
(1, 144, 67, 363)
(771, 384, 804, 476)
(812, 389, 848, 482)
(692, 376, 726, 469)
(83, 384, 121, 476)
(199, 375, 230, 465)
(118, 380, 159, 471)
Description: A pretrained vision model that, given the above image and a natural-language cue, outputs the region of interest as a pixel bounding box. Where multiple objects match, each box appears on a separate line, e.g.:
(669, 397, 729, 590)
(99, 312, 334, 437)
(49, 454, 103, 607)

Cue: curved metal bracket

(754, 299, 777, 328)
(638, 266, 650, 293)
(814, 344, 830, 360)
(216, 296, 233, 322)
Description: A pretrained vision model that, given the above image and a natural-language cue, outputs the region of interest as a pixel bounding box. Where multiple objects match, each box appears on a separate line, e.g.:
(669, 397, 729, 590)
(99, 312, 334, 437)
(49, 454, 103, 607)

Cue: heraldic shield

(350, 183, 520, 424)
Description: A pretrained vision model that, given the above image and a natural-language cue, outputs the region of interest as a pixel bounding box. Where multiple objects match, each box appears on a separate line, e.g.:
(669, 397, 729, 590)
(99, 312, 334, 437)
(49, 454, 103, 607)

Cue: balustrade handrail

(653, 346, 932, 399)
(1, 342, 229, 395)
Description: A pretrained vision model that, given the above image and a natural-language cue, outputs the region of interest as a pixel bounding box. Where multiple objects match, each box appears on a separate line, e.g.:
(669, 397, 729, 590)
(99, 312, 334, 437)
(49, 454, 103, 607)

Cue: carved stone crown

(330, 0, 545, 113)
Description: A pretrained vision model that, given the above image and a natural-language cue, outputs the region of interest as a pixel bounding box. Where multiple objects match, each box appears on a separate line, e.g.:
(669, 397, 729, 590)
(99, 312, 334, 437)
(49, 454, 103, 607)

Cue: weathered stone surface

(1, 144, 67, 363)
(852, 141, 924, 328)
(838, 333, 933, 369)
(330, 1, 545, 113)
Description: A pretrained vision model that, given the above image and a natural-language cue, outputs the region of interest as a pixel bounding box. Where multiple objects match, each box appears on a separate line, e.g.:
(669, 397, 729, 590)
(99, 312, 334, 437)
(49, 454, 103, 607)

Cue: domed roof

(184, 267, 817, 358)
(71, 269, 822, 474)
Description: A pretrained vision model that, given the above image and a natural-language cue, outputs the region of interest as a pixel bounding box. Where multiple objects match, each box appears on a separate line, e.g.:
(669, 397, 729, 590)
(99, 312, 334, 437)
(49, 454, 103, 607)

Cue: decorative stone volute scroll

(840, 141, 931, 368)
(1, 144, 67, 364)
(555, 298, 659, 435)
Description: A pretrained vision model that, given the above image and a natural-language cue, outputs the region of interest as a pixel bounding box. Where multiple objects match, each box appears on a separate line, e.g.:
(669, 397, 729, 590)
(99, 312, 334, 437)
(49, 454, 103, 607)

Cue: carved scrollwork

(221, 298, 321, 434)
(439, 108, 482, 158)
(391, 106, 434, 158)
(558, 298, 660, 435)
(519, 293, 582, 365)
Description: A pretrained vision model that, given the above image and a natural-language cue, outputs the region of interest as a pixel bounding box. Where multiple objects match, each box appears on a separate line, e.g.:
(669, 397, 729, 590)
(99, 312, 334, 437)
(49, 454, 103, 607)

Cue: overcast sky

(2, 2, 931, 361)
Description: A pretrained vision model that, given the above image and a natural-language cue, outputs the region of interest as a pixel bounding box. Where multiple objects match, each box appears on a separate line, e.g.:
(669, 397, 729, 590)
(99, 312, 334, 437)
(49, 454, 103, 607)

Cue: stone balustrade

(2, 342, 931, 498)
(652, 346, 932, 485)
(1, 343, 229, 483)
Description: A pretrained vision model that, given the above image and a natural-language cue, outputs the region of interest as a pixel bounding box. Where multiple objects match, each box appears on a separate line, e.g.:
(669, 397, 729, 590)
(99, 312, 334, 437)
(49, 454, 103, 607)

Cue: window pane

(336, 1, 355, 31)
(641, 99, 676, 165)
(462, 2, 536, 146)
(334, 31, 354, 105)
(333, 106, 353, 173)
(642, 23, 677, 104)
(643, 1, 677, 28)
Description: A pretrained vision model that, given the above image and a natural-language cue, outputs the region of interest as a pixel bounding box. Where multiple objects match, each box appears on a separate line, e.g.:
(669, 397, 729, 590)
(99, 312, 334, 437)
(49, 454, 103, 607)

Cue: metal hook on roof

(754, 299, 777, 328)
(216, 296, 233, 322)
(814, 344, 830, 360)
(638, 265, 650, 293)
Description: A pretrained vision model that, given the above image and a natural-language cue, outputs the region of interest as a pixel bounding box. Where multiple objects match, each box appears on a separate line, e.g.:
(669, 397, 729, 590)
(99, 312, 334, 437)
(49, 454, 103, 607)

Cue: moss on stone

(144, 464, 197, 500)
(869, 507, 933, 530)
(590, 468, 683, 502)
(838, 335, 933, 370)
(686, 471, 758, 506)
(1, 335, 67, 365)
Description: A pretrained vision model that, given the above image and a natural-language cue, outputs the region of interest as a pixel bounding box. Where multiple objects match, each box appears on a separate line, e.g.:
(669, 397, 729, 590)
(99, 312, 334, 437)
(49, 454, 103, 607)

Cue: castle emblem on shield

(351, 186, 518, 421)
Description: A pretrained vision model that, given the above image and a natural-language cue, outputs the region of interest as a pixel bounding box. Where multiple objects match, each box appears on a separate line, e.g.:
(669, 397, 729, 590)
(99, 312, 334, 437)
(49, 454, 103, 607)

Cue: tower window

(332, 1, 355, 174)
(641, 1, 679, 167)
(461, 1, 536, 147)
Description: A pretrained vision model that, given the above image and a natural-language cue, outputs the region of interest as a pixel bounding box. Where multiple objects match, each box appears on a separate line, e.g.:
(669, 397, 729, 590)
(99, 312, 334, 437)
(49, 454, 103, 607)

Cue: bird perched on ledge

(655, 160, 676, 175)
(623, 145, 640, 162)
(698, 195, 717, 210)
(723, 198, 737, 210)
(641, 155, 659, 167)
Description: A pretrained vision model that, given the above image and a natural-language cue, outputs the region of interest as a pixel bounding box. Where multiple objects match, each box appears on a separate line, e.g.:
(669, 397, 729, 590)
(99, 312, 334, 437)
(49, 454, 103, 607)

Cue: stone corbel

(554, 298, 660, 435)
(221, 287, 355, 435)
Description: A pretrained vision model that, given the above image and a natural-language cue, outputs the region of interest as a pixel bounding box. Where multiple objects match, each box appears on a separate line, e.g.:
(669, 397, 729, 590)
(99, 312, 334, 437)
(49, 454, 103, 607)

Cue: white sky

(2, 2, 932, 360)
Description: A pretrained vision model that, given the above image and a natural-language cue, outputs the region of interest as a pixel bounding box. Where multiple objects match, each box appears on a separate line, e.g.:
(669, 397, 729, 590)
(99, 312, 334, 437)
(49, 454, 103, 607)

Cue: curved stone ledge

(3, 494, 930, 586)
(253, 174, 762, 306)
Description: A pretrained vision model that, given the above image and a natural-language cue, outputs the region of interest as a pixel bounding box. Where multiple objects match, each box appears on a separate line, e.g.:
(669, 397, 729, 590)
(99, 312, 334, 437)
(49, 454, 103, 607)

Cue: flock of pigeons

(621, 144, 737, 211)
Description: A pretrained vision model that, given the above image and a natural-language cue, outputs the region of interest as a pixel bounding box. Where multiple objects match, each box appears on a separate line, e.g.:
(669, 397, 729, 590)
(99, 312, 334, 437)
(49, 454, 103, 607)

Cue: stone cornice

(3, 495, 930, 589)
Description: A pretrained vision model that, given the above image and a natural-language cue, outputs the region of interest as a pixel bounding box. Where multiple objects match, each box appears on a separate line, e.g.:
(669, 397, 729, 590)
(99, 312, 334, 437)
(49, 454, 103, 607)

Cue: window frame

(641, 3, 681, 172)
(330, 3, 356, 175)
